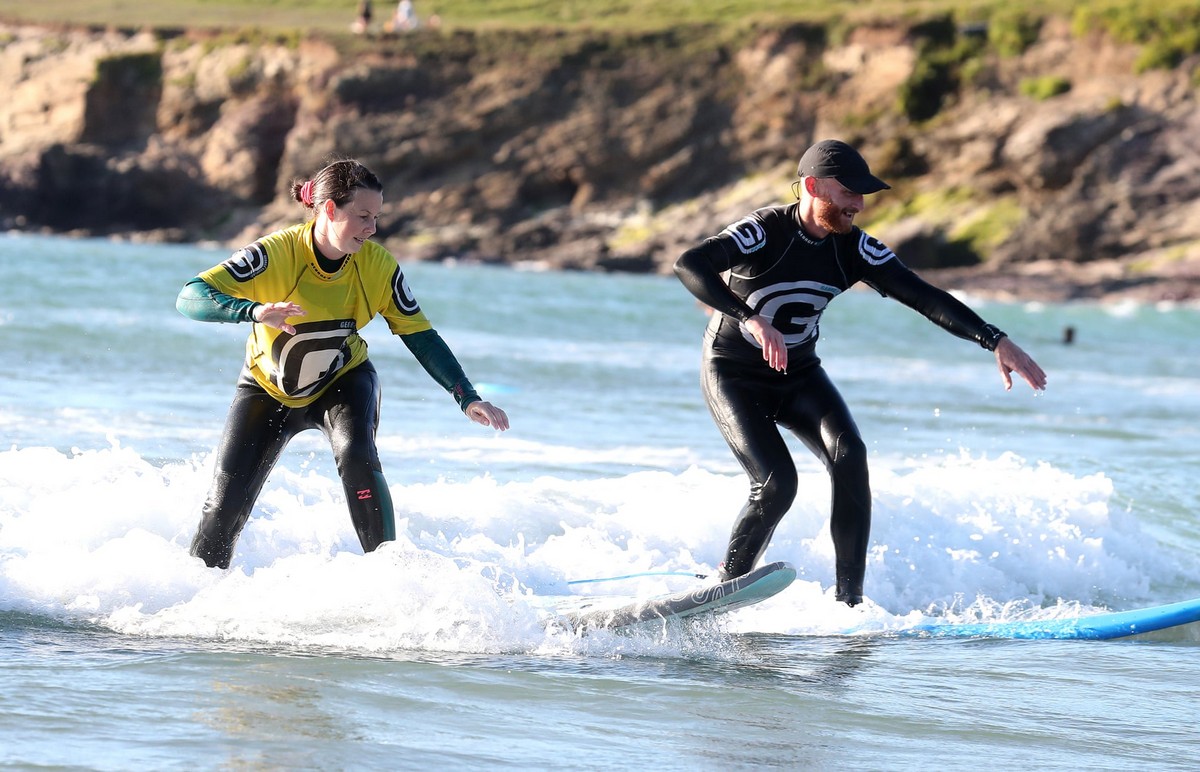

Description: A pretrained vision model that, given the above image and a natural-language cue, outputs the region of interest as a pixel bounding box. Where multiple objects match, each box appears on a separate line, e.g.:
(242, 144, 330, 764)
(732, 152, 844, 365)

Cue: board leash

(568, 570, 709, 585)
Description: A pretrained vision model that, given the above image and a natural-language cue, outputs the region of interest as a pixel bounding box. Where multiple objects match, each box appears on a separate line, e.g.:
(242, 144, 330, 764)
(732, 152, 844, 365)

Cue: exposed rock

(199, 90, 299, 202)
(877, 217, 978, 270)
(0, 20, 1198, 303)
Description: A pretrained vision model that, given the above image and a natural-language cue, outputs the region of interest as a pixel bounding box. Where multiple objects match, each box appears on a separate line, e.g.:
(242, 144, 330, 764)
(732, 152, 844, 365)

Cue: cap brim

(838, 175, 891, 195)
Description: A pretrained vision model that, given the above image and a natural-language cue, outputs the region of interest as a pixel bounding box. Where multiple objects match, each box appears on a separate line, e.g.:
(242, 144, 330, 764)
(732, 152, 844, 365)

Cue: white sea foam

(0, 442, 1184, 655)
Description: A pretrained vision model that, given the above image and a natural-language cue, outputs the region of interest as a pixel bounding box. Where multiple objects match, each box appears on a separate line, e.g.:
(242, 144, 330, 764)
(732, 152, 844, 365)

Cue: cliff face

(1, 20, 1198, 301)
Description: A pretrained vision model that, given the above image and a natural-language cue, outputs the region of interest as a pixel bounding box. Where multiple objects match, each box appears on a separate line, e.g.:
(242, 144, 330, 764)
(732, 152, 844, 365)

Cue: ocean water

(1, 231, 1198, 770)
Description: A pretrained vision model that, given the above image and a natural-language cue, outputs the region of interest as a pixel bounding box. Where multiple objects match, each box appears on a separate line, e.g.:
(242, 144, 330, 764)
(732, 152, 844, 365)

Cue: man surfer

(673, 139, 1046, 606)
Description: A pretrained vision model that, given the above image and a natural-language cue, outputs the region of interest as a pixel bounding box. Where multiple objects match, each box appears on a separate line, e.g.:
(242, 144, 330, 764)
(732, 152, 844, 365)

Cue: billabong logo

(357, 489, 373, 500)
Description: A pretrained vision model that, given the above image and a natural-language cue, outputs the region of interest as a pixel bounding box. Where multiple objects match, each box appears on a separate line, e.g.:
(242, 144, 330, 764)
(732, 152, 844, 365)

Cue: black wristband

(451, 382, 481, 411)
(979, 323, 1007, 351)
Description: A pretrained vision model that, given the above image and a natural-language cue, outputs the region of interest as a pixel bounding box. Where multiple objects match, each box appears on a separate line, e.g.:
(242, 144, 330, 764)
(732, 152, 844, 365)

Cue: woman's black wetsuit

(190, 360, 392, 569)
(674, 202, 1006, 604)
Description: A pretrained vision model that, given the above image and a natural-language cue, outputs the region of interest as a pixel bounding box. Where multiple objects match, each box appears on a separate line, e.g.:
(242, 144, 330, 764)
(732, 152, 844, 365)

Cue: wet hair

(289, 159, 383, 212)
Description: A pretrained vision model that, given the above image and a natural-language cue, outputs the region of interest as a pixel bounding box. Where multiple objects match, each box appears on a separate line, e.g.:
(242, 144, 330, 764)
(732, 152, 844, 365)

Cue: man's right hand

(744, 314, 787, 372)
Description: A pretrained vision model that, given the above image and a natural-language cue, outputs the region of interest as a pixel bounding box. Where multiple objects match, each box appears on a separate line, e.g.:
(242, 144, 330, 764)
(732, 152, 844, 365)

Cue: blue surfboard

(899, 596, 1200, 640)
(560, 561, 796, 634)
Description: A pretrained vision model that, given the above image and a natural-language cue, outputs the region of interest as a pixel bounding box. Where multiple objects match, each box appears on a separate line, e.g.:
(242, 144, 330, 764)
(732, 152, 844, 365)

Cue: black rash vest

(674, 202, 1006, 371)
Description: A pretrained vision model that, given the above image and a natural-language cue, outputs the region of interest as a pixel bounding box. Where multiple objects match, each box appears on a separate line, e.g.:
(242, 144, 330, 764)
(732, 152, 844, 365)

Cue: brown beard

(814, 196, 852, 235)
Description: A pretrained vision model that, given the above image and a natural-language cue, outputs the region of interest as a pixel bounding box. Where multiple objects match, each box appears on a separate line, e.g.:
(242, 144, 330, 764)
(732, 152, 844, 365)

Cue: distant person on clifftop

(176, 158, 509, 569)
(392, 0, 417, 31)
(352, 0, 373, 35)
(673, 139, 1046, 607)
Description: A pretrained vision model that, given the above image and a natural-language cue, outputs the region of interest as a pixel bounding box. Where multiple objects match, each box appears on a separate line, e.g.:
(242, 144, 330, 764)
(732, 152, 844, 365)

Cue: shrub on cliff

(898, 16, 985, 123)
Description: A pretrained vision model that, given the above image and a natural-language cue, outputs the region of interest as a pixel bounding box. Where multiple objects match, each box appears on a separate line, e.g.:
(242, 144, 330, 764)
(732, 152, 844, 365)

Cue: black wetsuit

(191, 360, 393, 569)
(674, 202, 1005, 603)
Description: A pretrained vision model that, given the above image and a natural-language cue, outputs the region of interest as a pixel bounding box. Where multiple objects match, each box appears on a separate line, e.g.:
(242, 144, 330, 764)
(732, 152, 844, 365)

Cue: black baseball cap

(796, 139, 890, 194)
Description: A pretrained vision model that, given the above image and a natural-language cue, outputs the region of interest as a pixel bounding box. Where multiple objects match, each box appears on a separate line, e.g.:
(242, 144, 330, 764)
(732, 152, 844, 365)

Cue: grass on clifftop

(1, 0, 1195, 37)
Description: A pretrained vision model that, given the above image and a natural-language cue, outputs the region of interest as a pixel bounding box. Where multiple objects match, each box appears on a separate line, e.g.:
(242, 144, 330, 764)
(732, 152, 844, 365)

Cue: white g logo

(721, 217, 767, 255)
(740, 281, 841, 348)
(223, 242, 269, 281)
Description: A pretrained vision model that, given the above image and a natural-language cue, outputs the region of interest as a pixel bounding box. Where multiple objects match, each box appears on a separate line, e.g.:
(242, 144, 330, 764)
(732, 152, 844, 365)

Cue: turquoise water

(2, 232, 1198, 769)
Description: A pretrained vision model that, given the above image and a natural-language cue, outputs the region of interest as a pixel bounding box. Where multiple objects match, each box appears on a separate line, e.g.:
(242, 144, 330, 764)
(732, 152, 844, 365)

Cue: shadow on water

(564, 631, 882, 695)
(404, 623, 888, 698)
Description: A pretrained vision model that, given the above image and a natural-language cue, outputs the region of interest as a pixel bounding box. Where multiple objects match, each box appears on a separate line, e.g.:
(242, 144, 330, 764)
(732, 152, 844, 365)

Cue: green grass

(5, 1, 1194, 83)
(0, 0, 1096, 35)
(1019, 74, 1072, 100)
(3, 0, 1196, 74)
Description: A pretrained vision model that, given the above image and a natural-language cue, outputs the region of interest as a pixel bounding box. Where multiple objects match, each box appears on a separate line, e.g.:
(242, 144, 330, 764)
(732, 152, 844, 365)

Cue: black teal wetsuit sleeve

(176, 276, 260, 323)
(400, 329, 481, 410)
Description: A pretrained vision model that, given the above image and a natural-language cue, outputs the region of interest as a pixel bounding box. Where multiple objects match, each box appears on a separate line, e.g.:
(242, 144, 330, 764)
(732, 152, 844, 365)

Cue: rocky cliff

(1, 19, 1198, 301)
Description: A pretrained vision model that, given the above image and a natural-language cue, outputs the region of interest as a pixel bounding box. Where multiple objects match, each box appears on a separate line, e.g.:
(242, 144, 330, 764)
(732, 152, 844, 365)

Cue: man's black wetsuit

(674, 202, 1006, 604)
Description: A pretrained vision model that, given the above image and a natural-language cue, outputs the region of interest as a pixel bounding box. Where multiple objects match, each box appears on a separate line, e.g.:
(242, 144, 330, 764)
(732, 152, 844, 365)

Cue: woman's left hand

(466, 401, 510, 431)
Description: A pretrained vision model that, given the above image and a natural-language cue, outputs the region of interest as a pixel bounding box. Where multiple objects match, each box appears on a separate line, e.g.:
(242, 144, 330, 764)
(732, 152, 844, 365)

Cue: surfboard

(898, 596, 1200, 641)
(559, 561, 797, 634)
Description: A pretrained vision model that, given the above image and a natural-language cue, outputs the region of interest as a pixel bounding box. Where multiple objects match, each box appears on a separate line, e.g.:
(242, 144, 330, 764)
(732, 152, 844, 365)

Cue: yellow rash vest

(198, 222, 433, 408)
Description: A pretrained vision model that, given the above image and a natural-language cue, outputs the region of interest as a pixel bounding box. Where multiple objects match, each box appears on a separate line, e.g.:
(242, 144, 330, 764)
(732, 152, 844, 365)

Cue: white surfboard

(559, 561, 796, 634)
